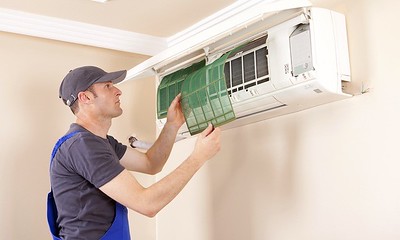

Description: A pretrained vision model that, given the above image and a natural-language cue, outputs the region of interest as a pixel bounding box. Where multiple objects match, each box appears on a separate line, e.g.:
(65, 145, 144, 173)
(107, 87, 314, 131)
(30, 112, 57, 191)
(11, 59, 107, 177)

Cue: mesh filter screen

(157, 46, 244, 135)
(180, 48, 241, 135)
(157, 60, 205, 119)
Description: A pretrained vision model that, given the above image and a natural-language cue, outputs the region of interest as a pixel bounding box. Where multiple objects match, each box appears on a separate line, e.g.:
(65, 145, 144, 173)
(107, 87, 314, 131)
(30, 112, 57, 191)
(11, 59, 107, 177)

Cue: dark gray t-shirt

(50, 123, 127, 240)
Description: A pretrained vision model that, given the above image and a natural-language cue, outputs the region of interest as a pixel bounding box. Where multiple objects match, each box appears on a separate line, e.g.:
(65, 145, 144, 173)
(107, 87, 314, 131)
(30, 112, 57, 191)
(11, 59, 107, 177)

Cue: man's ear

(77, 91, 92, 104)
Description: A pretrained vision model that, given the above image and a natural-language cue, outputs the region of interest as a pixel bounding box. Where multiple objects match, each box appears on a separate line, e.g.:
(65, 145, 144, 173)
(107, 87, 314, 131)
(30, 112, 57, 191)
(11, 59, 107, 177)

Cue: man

(48, 66, 221, 239)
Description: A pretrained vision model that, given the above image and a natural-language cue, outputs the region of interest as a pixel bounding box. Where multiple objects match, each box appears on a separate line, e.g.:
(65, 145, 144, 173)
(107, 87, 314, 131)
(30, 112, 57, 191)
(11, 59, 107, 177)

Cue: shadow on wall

(207, 119, 301, 240)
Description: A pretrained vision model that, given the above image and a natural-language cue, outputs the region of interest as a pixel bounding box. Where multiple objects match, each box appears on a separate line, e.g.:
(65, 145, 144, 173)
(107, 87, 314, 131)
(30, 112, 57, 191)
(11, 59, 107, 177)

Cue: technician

(48, 66, 221, 239)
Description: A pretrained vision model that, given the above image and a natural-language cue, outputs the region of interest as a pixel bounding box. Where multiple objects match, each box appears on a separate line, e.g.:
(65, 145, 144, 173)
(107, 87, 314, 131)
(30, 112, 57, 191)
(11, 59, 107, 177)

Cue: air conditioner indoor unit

(129, 6, 352, 138)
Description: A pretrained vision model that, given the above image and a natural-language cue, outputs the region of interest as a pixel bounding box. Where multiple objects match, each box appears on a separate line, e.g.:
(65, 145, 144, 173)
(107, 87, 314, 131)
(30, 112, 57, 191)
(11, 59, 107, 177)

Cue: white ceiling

(0, 0, 239, 56)
(0, 0, 338, 58)
(0, 0, 237, 37)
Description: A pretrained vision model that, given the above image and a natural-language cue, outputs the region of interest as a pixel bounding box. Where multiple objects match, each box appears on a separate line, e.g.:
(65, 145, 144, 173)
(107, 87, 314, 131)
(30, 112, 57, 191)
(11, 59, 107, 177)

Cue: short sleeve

(68, 135, 125, 188)
(107, 135, 127, 160)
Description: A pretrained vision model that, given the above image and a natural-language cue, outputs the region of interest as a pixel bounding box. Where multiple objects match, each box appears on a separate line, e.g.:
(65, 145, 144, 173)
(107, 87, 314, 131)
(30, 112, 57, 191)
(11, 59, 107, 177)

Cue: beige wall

(1, 0, 400, 239)
(156, 0, 400, 239)
(0, 32, 156, 239)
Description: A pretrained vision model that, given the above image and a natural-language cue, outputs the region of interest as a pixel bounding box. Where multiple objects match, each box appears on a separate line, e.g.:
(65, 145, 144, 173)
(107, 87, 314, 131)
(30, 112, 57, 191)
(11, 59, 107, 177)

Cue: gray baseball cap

(59, 66, 127, 106)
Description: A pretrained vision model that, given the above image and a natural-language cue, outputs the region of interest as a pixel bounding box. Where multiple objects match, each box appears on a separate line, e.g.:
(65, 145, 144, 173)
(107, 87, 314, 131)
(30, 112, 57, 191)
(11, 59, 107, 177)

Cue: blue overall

(47, 131, 130, 240)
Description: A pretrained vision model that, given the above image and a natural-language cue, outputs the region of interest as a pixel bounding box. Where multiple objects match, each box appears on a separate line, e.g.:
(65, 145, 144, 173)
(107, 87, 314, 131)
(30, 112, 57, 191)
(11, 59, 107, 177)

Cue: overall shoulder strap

(50, 131, 80, 166)
(48, 131, 80, 239)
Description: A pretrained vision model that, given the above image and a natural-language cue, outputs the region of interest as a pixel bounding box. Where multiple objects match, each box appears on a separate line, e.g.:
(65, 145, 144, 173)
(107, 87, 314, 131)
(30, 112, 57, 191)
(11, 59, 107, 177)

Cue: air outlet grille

(224, 36, 269, 95)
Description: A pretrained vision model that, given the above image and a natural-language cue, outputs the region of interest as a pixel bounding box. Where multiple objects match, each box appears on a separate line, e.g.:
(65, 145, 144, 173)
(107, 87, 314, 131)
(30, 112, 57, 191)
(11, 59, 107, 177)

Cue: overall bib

(47, 131, 130, 240)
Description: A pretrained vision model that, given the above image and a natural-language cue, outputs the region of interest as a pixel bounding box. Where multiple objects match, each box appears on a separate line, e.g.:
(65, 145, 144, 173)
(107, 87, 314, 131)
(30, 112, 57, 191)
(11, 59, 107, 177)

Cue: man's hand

(191, 124, 221, 163)
(166, 93, 185, 130)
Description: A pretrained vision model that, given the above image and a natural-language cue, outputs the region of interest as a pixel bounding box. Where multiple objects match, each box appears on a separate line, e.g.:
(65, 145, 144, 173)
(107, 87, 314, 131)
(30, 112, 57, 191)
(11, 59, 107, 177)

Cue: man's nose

(115, 86, 122, 96)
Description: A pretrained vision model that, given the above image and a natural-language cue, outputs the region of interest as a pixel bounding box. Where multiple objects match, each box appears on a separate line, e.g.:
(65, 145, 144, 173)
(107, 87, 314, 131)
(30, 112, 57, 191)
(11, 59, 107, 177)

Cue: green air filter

(157, 60, 205, 119)
(180, 49, 238, 135)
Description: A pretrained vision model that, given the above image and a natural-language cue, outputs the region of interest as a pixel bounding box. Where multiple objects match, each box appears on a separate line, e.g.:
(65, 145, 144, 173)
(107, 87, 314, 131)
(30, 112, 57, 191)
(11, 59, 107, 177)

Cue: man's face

(88, 81, 123, 119)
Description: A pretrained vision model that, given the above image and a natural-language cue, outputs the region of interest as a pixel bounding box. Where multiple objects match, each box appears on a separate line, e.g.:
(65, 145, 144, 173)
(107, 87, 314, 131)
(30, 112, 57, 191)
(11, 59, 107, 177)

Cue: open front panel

(180, 49, 239, 135)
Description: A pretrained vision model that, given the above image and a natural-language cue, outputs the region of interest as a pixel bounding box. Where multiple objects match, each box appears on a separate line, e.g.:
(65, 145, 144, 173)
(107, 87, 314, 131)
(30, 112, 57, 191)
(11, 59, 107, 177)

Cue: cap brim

(96, 70, 127, 85)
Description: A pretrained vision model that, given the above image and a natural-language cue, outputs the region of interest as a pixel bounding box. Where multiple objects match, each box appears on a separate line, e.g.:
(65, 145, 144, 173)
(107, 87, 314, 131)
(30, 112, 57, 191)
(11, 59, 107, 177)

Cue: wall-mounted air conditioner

(128, 6, 352, 138)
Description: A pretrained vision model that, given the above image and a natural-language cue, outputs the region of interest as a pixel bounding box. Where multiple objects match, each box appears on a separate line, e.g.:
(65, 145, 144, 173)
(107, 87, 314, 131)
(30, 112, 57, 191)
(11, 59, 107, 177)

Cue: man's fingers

(169, 93, 182, 110)
(173, 93, 181, 104)
(201, 123, 214, 137)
